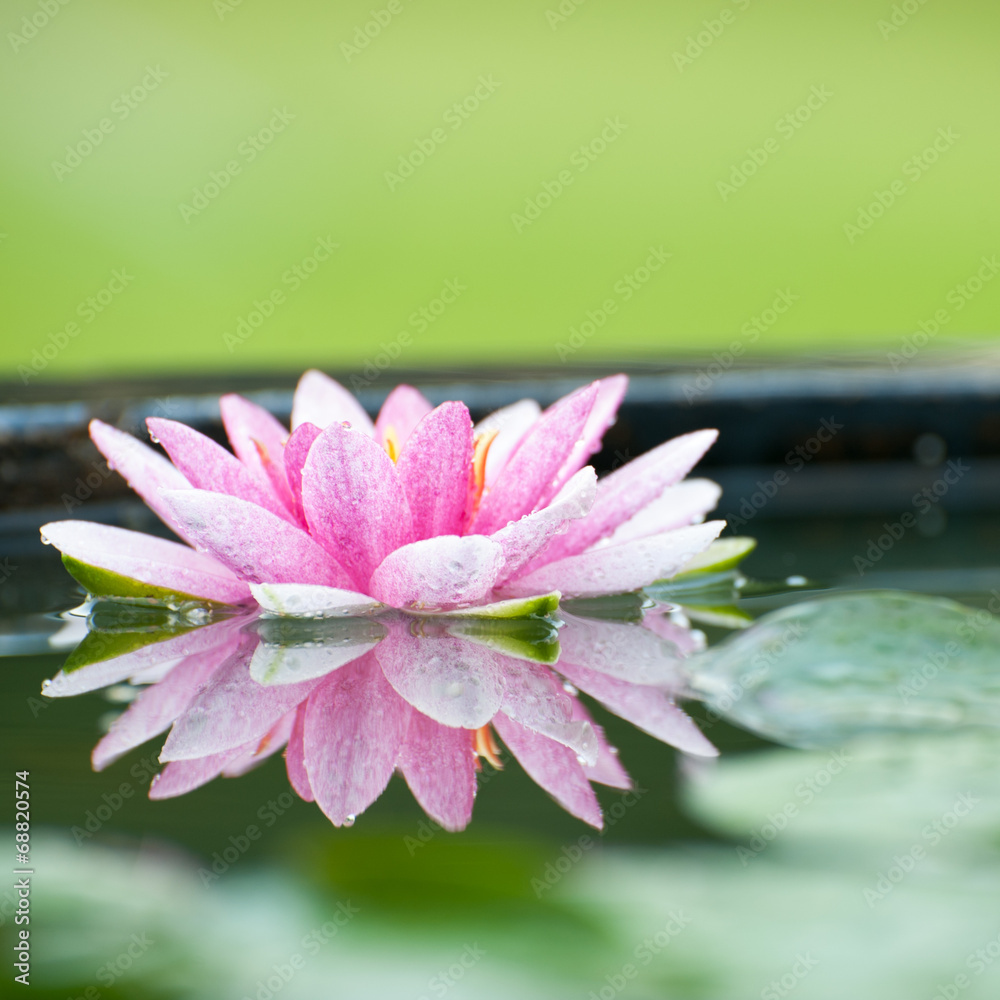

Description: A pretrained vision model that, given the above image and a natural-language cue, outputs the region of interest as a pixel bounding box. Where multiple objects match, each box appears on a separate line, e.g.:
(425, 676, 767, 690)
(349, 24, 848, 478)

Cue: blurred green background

(3, 0, 999, 381)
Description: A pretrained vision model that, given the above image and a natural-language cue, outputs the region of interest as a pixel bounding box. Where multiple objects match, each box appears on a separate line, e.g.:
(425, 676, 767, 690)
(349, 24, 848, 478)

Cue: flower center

(473, 724, 503, 770)
(382, 425, 401, 463)
(467, 429, 498, 524)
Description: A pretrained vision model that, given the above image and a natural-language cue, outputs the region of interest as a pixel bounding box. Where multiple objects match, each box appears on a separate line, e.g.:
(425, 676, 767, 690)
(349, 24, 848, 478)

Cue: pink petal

(41, 520, 251, 605)
(491, 467, 596, 586)
(291, 369, 374, 434)
(470, 382, 598, 535)
(149, 746, 251, 800)
(572, 699, 632, 790)
(369, 535, 503, 610)
(283, 422, 322, 524)
(219, 394, 294, 512)
(375, 384, 434, 448)
(89, 419, 196, 545)
(539, 375, 628, 508)
(301, 422, 414, 587)
(558, 660, 717, 757)
(285, 704, 314, 802)
(504, 521, 725, 599)
(375, 626, 505, 729)
(43, 618, 241, 698)
(558, 612, 687, 688)
(474, 399, 541, 487)
(222, 710, 296, 776)
(147, 417, 293, 522)
(527, 429, 718, 569)
(397, 711, 476, 832)
(607, 479, 722, 546)
(303, 653, 409, 826)
(92, 642, 233, 770)
(500, 659, 597, 765)
(160, 637, 322, 761)
(493, 712, 602, 828)
(160, 489, 354, 587)
(396, 402, 474, 540)
(641, 606, 705, 656)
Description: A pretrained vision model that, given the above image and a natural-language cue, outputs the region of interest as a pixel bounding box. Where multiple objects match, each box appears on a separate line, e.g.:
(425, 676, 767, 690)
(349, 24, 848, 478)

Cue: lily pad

(689, 590, 1000, 747)
(673, 536, 757, 577)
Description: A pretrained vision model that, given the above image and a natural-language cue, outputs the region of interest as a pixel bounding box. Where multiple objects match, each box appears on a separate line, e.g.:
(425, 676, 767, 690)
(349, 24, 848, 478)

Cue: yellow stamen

(383, 425, 401, 463)
(468, 429, 498, 519)
(473, 725, 503, 770)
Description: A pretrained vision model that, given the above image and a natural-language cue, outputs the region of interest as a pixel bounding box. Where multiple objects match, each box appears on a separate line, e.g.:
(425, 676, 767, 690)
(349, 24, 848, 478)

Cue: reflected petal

(493, 712, 602, 828)
(397, 711, 476, 832)
(500, 659, 598, 765)
(161, 635, 324, 760)
(558, 660, 717, 758)
(375, 626, 504, 729)
(558, 612, 687, 688)
(304, 653, 409, 826)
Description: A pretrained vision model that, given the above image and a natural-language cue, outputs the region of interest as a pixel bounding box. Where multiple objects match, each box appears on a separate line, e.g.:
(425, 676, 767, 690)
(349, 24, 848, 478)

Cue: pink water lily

(41, 371, 723, 613)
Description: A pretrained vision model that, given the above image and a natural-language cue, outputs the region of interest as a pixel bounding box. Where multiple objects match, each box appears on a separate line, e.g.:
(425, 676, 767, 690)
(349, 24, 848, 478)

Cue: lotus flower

(41, 371, 722, 614)
(41, 371, 728, 830)
(46, 604, 717, 831)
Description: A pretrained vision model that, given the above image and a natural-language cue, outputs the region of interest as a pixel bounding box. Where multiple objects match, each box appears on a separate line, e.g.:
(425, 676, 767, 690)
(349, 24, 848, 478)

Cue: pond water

(3, 509, 1000, 999)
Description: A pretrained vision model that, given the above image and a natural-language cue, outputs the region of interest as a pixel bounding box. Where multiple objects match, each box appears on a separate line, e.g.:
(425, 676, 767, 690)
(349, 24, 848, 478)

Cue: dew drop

(148, 433, 161, 445)
(576, 754, 588, 765)
(41, 679, 52, 691)
(562, 681, 579, 696)
(608, 746, 619, 756)
(343, 814, 356, 827)
(40, 534, 51, 546)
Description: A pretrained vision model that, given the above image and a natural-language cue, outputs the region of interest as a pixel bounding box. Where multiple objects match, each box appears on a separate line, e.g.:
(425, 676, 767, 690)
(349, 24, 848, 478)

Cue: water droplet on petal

(344, 814, 356, 827)
(562, 681, 579, 696)
(576, 754, 588, 765)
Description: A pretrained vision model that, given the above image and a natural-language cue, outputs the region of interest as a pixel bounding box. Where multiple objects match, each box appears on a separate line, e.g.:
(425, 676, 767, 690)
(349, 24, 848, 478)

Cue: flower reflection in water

(43, 598, 716, 832)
